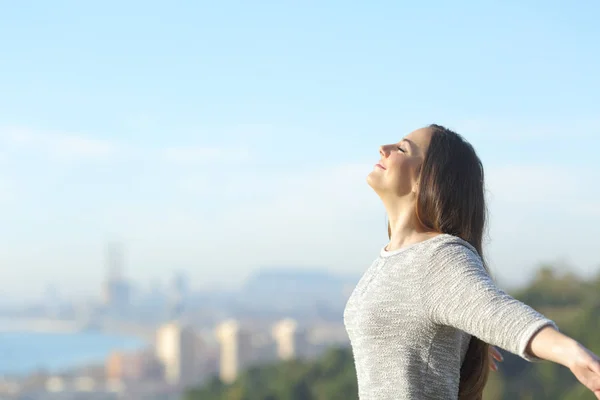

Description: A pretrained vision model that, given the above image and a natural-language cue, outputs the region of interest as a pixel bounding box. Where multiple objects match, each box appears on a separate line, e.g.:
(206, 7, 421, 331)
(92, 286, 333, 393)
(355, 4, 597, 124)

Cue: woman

(343, 124, 600, 400)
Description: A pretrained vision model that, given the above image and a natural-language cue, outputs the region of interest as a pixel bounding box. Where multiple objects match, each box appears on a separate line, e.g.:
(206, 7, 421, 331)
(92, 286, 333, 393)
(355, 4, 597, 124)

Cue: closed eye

(397, 146, 406, 153)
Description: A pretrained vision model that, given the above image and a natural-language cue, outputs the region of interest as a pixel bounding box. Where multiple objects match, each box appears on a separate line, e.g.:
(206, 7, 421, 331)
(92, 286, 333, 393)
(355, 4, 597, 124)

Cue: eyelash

(397, 146, 406, 153)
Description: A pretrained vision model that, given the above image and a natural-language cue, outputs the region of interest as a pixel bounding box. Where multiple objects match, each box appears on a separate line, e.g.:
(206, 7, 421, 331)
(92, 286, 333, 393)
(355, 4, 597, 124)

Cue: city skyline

(1, 1, 600, 300)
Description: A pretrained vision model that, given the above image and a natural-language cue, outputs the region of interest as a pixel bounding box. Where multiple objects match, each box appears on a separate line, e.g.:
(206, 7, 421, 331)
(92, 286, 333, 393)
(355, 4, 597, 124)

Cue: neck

(384, 199, 435, 252)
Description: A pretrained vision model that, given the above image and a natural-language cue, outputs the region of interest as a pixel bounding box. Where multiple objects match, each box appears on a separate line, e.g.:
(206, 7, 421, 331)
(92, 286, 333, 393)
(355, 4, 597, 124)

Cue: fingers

(590, 358, 600, 375)
(582, 369, 600, 395)
(488, 346, 502, 371)
(490, 346, 504, 362)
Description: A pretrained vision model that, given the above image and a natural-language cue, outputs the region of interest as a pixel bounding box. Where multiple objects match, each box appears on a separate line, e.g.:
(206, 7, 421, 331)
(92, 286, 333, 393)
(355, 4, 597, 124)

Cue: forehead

(403, 127, 433, 154)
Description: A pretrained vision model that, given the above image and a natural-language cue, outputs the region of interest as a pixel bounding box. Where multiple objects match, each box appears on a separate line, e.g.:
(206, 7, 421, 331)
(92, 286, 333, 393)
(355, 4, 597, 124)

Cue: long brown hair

(387, 124, 490, 399)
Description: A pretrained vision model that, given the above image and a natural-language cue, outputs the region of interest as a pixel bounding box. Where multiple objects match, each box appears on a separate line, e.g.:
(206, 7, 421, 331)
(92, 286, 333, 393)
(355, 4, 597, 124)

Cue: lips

(375, 163, 386, 170)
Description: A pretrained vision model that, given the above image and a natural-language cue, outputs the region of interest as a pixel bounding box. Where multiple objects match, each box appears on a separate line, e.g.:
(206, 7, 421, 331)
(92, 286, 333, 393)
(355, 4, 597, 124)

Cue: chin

(366, 172, 381, 192)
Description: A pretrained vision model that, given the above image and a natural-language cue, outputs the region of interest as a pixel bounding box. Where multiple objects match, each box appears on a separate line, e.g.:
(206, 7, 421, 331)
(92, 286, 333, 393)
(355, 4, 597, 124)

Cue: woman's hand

(489, 345, 503, 371)
(567, 343, 600, 399)
(527, 326, 600, 398)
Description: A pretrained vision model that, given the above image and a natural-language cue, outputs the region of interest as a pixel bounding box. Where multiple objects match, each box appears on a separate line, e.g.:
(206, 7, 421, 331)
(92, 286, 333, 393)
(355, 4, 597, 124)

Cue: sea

(0, 331, 146, 376)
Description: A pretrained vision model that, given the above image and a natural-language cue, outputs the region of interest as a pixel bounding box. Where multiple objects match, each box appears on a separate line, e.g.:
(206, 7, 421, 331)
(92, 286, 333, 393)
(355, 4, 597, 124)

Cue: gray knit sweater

(343, 234, 556, 400)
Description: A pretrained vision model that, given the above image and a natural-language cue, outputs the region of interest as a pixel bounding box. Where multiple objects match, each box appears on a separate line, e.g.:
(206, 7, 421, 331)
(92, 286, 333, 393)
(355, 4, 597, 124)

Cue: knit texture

(343, 234, 557, 400)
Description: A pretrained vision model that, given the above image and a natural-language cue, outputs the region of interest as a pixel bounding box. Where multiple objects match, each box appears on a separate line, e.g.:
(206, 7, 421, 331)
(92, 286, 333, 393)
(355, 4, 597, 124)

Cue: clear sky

(1, 1, 599, 301)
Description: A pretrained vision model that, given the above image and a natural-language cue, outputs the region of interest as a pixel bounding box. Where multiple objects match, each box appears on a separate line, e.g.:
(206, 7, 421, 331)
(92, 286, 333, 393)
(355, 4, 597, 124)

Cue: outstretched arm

(420, 241, 557, 361)
(421, 239, 600, 396)
(527, 326, 600, 398)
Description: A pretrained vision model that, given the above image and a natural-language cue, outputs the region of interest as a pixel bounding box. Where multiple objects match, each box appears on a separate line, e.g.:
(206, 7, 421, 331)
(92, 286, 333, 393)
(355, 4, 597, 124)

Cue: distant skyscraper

(155, 322, 199, 386)
(107, 241, 124, 280)
(101, 242, 131, 312)
(272, 318, 308, 361)
(168, 271, 189, 320)
(172, 271, 188, 296)
(214, 320, 253, 384)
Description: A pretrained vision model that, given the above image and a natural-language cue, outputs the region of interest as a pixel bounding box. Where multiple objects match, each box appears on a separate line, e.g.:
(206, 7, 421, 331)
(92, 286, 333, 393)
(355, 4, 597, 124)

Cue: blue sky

(1, 1, 599, 300)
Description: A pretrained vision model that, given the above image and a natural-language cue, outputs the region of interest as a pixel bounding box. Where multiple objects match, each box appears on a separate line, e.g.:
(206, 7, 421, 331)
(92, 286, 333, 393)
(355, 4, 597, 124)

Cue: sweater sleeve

(419, 240, 557, 361)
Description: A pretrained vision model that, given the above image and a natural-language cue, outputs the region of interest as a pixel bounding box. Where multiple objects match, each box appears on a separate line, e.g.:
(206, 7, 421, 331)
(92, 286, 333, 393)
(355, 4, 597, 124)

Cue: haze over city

(1, 1, 599, 302)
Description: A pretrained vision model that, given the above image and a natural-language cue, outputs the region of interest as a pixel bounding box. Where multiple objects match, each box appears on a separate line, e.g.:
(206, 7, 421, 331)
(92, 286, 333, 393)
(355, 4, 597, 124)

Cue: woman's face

(367, 127, 433, 198)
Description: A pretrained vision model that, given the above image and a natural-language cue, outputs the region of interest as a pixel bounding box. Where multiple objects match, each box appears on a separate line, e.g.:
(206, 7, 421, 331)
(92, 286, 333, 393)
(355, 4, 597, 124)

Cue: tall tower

(272, 318, 308, 361)
(107, 242, 123, 279)
(168, 271, 189, 320)
(101, 242, 130, 311)
(214, 320, 253, 384)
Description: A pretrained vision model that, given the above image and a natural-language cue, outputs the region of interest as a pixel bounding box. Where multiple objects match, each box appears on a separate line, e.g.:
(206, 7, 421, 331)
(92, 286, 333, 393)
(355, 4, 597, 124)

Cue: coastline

(0, 319, 152, 377)
(0, 317, 155, 340)
(0, 318, 82, 334)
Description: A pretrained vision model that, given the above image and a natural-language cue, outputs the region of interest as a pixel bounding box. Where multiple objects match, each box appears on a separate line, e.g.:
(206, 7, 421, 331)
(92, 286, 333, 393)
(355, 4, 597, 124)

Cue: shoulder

(429, 234, 479, 256)
(423, 234, 485, 272)
(418, 235, 492, 301)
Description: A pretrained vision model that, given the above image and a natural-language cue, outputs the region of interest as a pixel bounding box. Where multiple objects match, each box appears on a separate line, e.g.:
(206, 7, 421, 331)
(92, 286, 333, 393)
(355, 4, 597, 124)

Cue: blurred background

(0, 1, 599, 399)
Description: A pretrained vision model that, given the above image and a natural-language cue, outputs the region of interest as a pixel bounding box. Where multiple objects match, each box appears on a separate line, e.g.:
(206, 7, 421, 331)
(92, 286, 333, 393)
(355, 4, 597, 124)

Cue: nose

(379, 145, 389, 158)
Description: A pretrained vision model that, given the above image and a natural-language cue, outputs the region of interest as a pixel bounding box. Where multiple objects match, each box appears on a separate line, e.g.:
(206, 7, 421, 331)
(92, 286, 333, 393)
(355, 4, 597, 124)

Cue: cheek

(389, 157, 411, 177)
(388, 159, 418, 188)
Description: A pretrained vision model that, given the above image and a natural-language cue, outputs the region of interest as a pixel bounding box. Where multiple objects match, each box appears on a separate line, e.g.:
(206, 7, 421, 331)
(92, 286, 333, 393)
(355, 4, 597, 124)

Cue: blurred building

(168, 271, 189, 319)
(155, 322, 199, 386)
(105, 349, 163, 382)
(101, 242, 131, 313)
(214, 319, 253, 384)
(271, 318, 308, 361)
